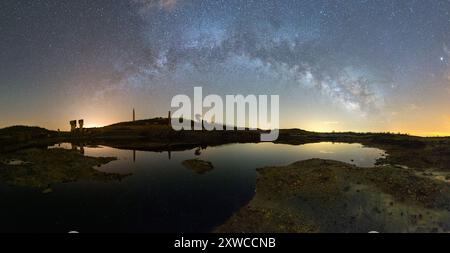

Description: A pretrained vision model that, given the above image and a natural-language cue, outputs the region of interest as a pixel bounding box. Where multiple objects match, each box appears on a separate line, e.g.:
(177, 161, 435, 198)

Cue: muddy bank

(373, 142, 450, 171)
(0, 148, 125, 189)
(216, 159, 450, 233)
(182, 159, 214, 174)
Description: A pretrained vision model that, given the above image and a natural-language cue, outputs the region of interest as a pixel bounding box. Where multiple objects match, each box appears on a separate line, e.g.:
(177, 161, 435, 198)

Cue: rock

(42, 188, 53, 194)
(0, 148, 123, 188)
(217, 159, 450, 233)
(182, 159, 214, 175)
(3, 159, 29, 166)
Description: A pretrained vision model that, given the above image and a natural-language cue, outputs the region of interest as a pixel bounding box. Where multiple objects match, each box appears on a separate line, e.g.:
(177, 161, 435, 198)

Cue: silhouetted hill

(0, 126, 57, 139)
(106, 118, 172, 127)
(0, 126, 60, 152)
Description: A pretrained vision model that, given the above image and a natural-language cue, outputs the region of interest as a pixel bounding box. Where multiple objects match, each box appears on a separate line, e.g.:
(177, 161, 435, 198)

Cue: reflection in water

(1, 142, 385, 232)
(72, 143, 84, 154)
(78, 142, 384, 170)
(52, 142, 86, 154)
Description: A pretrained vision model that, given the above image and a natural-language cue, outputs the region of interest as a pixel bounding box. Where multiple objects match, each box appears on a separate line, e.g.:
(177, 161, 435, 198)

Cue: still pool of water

(0, 142, 385, 232)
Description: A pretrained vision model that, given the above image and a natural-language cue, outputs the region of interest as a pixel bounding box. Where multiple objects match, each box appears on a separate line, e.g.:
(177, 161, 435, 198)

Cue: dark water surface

(0, 142, 384, 233)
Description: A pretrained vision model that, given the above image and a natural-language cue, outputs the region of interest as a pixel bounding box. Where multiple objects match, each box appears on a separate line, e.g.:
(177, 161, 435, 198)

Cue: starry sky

(1, 0, 450, 135)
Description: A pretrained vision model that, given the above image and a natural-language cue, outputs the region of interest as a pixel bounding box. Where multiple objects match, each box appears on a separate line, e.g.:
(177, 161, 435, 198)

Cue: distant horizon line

(1, 117, 449, 138)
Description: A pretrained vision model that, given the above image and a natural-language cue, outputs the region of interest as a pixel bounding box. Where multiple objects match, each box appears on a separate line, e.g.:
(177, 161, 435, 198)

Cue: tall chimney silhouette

(168, 110, 171, 125)
(133, 108, 135, 122)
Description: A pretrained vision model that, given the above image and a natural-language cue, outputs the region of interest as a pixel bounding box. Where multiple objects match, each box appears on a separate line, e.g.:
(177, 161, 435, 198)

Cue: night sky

(1, 0, 450, 135)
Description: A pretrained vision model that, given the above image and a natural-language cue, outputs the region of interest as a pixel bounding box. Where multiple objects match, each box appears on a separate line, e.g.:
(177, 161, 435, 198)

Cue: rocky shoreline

(216, 159, 450, 233)
(0, 148, 125, 189)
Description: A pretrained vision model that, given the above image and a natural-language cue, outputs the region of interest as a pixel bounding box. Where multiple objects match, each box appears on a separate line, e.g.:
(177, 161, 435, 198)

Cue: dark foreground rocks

(216, 159, 450, 233)
(182, 159, 214, 174)
(0, 148, 125, 189)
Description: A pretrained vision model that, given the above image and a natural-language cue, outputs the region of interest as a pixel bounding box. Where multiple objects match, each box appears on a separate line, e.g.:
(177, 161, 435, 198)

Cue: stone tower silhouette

(70, 120, 77, 132)
(78, 119, 84, 129)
